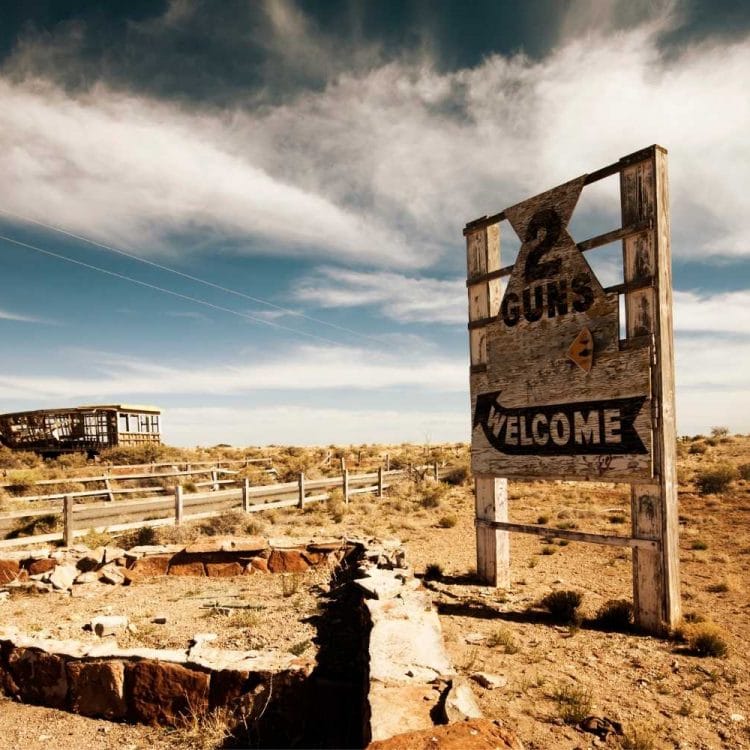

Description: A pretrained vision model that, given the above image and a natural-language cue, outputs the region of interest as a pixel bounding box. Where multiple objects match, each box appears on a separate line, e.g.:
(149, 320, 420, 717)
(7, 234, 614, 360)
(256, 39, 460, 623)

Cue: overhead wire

(0, 207, 386, 345)
(0, 233, 353, 348)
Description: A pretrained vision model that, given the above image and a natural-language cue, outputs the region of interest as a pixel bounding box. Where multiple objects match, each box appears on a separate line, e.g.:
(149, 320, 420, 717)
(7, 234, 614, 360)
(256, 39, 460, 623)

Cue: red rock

(67, 660, 126, 719)
(0, 559, 21, 584)
(167, 561, 206, 576)
(208, 668, 252, 711)
(27, 558, 57, 576)
(267, 549, 309, 573)
(7, 647, 68, 708)
(126, 660, 209, 726)
(0, 641, 18, 695)
(367, 719, 524, 750)
(246, 557, 269, 574)
(301, 551, 325, 566)
(206, 562, 243, 577)
(128, 554, 172, 577)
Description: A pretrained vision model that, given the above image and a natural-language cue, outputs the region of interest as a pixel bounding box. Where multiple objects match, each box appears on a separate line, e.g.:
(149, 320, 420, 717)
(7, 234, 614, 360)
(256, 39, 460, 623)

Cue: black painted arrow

(473, 391, 648, 456)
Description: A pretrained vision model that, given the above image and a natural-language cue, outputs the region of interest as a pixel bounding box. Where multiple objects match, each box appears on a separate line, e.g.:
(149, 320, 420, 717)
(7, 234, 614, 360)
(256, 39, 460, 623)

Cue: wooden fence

(0, 463, 448, 549)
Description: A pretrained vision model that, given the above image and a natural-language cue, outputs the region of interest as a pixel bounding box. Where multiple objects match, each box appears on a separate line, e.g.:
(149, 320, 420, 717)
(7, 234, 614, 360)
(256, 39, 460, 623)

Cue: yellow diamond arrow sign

(567, 327, 594, 373)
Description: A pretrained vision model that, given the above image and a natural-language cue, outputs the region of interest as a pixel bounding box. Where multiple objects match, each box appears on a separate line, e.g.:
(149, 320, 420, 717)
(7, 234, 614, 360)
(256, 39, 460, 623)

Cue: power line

(0, 207, 385, 345)
(0, 233, 352, 348)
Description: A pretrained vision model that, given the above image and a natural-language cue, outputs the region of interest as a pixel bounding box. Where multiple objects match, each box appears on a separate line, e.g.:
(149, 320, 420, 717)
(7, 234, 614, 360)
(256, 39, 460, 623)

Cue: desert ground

(0, 434, 748, 749)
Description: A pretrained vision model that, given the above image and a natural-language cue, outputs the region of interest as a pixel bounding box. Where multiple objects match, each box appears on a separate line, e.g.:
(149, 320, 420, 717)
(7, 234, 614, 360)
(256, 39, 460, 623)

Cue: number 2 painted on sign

(524, 208, 562, 282)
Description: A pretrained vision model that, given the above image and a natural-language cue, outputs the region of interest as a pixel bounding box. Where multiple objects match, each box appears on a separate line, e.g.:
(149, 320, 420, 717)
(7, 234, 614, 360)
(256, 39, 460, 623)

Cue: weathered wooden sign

(464, 145, 680, 632)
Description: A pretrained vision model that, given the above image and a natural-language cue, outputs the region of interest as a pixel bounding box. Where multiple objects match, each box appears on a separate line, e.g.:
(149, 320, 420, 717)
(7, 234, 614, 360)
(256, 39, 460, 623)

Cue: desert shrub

(695, 463, 738, 495)
(100, 443, 171, 465)
(289, 639, 311, 657)
(540, 545, 556, 555)
(183, 481, 198, 493)
(536, 515, 550, 524)
(688, 623, 729, 657)
(419, 481, 448, 508)
(608, 514, 627, 524)
(438, 514, 457, 528)
(199, 511, 245, 536)
(0, 446, 41, 470)
(424, 562, 443, 581)
(592, 599, 633, 630)
(738, 463, 750, 481)
(540, 590, 583, 624)
(710, 426, 729, 438)
(688, 442, 707, 455)
(487, 627, 519, 654)
(621, 723, 657, 750)
(326, 489, 346, 522)
(243, 518, 266, 536)
(690, 539, 708, 550)
(4, 469, 43, 495)
(551, 683, 592, 725)
(704, 437, 718, 447)
(49, 453, 89, 470)
(443, 463, 470, 486)
(81, 528, 114, 549)
(6, 513, 60, 539)
(121, 525, 159, 547)
(706, 581, 730, 593)
(281, 573, 303, 597)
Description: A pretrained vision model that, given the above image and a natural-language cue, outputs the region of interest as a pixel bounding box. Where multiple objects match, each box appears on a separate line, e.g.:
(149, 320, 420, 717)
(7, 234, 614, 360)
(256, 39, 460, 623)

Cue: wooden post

(242, 478, 250, 513)
(466, 220, 503, 587)
(385, 453, 390, 472)
(340, 456, 346, 473)
(433, 462, 439, 482)
(621, 145, 681, 631)
(104, 477, 115, 502)
(210, 470, 219, 492)
(377, 466, 384, 498)
(343, 469, 349, 505)
(63, 495, 74, 547)
(174, 484, 183, 526)
(475, 476, 510, 588)
(298, 472, 305, 509)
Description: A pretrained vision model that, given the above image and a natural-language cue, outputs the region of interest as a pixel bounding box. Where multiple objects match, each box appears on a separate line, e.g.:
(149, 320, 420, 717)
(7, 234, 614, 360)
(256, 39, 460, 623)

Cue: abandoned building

(0, 404, 161, 457)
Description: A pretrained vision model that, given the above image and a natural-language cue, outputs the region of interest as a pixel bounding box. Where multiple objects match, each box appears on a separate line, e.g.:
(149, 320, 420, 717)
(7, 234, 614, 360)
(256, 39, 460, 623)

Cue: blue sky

(0, 0, 749, 446)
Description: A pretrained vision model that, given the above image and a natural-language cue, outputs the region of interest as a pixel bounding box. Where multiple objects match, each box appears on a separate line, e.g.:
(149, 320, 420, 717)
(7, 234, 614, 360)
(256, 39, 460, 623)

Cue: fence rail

(0, 463, 451, 549)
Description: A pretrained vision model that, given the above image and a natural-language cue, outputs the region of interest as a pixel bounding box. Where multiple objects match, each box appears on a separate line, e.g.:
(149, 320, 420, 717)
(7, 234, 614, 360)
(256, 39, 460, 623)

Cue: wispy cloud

(295, 267, 465, 324)
(1, 17, 749, 269)
(675, 290, 750, 335)
(164, 405, 468, 447)
(0, 344, 465, 400)
(0, 307, 51, 324)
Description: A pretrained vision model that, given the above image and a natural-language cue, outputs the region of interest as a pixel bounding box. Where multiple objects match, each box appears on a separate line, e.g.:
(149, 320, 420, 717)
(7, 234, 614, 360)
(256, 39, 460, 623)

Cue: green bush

(695, 464, 738, 495)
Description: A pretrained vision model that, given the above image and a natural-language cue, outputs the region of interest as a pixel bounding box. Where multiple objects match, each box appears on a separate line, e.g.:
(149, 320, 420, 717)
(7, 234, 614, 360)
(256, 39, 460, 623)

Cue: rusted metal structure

(0, 404, 161, 457)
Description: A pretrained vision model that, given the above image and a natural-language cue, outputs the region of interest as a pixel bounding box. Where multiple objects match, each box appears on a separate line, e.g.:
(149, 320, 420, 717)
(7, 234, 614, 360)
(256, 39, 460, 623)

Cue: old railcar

(0, 404, 161, 457)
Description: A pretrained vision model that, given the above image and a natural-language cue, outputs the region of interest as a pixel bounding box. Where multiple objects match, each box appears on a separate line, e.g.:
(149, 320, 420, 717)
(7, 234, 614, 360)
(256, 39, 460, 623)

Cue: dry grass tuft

(539, 590, 583, 624)
(550, 683, 592, 725)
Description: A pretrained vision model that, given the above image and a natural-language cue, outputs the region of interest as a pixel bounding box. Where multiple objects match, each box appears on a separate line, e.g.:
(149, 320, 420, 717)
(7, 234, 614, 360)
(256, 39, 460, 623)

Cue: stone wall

(0, 625, 313, 743)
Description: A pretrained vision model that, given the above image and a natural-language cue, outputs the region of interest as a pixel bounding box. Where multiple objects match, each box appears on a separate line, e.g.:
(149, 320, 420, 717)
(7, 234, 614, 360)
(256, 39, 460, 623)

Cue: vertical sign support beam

(466, 221, 509, 588)
(621, 146, 681, 631)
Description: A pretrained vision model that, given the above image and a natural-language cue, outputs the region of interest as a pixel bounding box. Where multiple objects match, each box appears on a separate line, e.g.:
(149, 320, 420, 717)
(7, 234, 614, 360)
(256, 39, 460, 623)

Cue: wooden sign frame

(464, 145, 680, 632)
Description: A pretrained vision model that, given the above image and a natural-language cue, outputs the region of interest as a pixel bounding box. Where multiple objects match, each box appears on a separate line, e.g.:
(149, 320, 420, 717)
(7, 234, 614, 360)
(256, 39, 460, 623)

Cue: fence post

(298, 472, 306, 509)
(175, 484, 183, 526)
(242, 478, 250, 513)
(340, 456, 346, 473)
(385, 453, 390, 472)
(343, 469, 349, 505)
(377, 466, 384, 498)
(63, 495, 74, 546)
(433, 462, 439, 482)
(104, 477, 115, 502)
(211, 470, 219, 492)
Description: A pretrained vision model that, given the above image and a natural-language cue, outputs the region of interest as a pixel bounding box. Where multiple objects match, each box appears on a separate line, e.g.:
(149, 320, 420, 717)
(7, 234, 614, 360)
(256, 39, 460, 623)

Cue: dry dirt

(1, 437, 749, 749)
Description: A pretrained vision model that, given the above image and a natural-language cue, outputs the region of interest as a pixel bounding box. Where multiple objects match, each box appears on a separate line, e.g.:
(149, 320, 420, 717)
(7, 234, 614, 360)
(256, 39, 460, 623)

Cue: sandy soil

(1, 438, 749, 749)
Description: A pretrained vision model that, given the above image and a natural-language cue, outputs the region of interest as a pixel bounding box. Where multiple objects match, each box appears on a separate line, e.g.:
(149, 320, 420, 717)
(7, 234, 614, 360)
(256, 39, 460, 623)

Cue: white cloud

(295, 267, 466, 324)
(0, 307, 50, 324)
(0, 344, 466, 400)
(675, 290, 750, 334)
(1, 20, 750, 269)
(163, 405, 468, 447)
